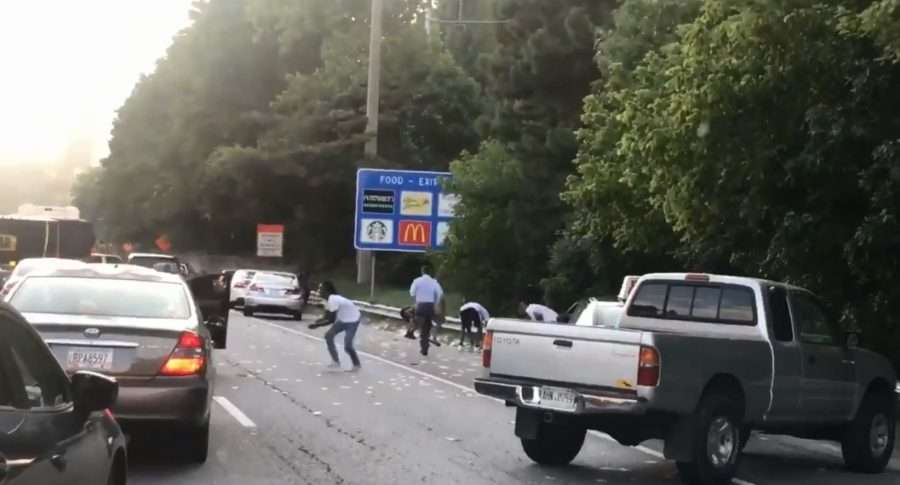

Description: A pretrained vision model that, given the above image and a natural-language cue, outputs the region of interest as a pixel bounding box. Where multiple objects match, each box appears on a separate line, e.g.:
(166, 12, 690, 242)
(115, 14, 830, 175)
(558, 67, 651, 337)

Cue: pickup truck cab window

(768, 286, 794, 342)
(628, 280, 756, 325)
(630, 282, 667, 317)
(790, 291, 838, 346)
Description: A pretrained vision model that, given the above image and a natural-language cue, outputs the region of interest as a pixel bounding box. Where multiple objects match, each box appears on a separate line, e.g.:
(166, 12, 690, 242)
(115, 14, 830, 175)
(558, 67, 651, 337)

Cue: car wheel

(676, 392, 743, 485)
(185, 421, 210, 464)
(842, 390, 896, 473)
(243, 307, 254, 317)
(520, 421, 586, 466)
(292, 311, 302, 321)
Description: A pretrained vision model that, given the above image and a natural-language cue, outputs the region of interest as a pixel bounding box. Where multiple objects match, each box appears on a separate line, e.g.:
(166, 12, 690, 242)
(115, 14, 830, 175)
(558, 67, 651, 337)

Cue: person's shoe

(404, 332, 416, 340)
(420, 349, 428, 357)
(430, 338, 442, 347)
(345, 366, 361, 373)
(325, 362, 341, 371)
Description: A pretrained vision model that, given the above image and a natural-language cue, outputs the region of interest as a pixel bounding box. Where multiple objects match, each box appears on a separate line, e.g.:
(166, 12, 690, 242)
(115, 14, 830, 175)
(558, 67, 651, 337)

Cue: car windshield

(10, 277, 191, 319)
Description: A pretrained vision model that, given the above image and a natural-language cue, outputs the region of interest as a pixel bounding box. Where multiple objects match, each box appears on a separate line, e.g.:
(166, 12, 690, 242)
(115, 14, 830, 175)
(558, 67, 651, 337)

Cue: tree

(443, 0, 614, 310)
(568, 0, 900, 357)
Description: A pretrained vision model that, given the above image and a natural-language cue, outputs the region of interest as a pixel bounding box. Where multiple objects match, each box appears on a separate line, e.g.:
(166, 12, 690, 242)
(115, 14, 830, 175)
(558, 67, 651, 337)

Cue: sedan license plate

(66, 348, 114, 371)
(539, 386, 577, 411)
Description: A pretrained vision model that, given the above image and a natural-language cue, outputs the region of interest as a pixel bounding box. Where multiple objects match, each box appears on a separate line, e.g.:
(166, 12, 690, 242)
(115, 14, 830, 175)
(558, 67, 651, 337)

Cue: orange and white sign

(398, 220, 431, 247)
(257, 224, 284, 258)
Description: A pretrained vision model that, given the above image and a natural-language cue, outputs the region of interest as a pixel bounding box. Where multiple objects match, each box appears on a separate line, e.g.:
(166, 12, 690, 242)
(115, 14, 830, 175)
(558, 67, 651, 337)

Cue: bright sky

(0, 1, 195, 166)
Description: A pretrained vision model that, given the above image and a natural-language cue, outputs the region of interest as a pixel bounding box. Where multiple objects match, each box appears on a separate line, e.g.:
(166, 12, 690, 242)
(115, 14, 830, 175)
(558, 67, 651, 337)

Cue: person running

(409, 263, 443, 356)
(518, 300, 559, 323)
(308, 281, 361, 372)
(459, 300, 489, 350)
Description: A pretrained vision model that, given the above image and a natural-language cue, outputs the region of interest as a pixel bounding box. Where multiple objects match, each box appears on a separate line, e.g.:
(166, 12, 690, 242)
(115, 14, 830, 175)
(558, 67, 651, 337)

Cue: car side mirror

(72, 371, 118, 415)
(845, 331, 860, 349)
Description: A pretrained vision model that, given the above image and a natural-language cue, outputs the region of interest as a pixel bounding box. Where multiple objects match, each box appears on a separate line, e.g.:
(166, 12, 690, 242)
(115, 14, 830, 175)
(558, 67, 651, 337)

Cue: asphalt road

(127, 311, 900, 485)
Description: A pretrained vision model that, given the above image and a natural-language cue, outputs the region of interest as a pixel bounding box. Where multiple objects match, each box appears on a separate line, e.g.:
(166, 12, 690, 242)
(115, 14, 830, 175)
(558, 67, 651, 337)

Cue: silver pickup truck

(475, 273, 898, 485)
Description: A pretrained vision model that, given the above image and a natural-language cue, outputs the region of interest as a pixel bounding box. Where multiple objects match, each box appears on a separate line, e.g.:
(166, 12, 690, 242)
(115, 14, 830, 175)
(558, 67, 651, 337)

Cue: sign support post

(370, 252, 376, 301)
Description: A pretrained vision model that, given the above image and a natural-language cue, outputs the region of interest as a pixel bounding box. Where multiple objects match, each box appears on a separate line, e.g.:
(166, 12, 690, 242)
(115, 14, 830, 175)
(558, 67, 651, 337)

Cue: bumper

(474, 377, 647, 415)
(113, 376, 211, 425)
(245, 295, 302, 312)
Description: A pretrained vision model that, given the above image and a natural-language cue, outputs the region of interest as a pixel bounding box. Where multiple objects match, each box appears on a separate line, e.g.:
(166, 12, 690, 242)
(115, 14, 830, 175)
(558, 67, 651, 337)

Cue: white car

(242, 271, 303, 319)
(0, 257, 84, 299)
(230, 269, 262, 306)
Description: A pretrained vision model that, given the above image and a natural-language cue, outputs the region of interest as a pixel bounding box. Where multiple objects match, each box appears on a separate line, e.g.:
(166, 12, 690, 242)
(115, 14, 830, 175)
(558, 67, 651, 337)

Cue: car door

(0, 306, 104, 485)
(189, 274, 230, 349)
(789, 291, 856, 421)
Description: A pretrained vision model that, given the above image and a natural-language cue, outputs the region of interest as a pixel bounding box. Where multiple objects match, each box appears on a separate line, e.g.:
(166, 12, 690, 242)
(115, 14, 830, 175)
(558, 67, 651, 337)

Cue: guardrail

(309, 292, 463, 333)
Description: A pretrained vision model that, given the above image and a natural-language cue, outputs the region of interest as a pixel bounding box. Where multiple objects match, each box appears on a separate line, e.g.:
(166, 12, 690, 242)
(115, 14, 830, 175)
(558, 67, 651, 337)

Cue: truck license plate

(66, 348, 114, 371)
(539, 386, 576, 411)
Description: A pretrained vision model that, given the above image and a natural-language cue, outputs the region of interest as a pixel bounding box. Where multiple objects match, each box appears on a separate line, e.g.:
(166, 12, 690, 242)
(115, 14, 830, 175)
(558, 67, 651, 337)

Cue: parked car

(84, 253, 123, 264)
(0, 302, 127, 485)
(229, 269, 260, 307)
(6, 264, 228, 463)
(0, 258, 84, 299)
(242, 271, 303, 319)
(475, 273, 897, 485)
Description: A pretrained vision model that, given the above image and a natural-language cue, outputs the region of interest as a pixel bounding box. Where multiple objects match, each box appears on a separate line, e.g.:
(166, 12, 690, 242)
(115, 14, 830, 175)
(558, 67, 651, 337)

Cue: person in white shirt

(408, 264, 444, 356)
(309, 281, 361, 371)
(518, 300, 559, 323)
(458, 300, 489, 350)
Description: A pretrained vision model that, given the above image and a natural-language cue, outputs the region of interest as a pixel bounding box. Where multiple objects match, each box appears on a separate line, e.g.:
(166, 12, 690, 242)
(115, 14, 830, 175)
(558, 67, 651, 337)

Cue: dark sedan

(0, 302, 126, 485)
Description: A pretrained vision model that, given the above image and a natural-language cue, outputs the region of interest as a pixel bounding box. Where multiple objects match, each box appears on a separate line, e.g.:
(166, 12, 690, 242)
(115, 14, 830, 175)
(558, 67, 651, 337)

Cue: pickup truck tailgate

(488, 319, 644, 390)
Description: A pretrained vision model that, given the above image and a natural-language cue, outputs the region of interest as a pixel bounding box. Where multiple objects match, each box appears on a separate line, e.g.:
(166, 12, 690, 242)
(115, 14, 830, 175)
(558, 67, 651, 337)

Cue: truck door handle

(553, 339, 573, 348)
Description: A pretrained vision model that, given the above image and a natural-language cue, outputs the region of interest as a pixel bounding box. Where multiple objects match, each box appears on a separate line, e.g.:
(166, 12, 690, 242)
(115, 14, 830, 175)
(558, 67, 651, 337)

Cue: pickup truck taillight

(482, 331, 493, 368)
(637, 346, 660, 386)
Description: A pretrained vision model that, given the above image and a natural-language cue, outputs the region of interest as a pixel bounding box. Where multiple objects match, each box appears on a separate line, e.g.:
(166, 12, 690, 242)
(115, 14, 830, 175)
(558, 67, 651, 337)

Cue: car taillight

(159, 331, 206, 376)
(234, 281, 247, 289)
(637, 346, 660, 387)
(482, 331, 493, 368)
(250, 284, 263, 292)
(286, 288, 301, 295)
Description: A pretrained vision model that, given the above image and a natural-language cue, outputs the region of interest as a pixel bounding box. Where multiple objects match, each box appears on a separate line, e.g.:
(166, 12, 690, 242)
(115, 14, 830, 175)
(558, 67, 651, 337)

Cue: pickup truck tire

(841, 391, 896, 473)
(521, 422, 586, 466)
(676, 393, 743, 485)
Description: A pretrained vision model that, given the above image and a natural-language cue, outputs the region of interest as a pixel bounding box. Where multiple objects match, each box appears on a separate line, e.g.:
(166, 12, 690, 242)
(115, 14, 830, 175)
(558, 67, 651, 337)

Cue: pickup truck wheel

(676, 393, 742, 485)
(521, 422, 586, 466)
(841, 391, 896, 473)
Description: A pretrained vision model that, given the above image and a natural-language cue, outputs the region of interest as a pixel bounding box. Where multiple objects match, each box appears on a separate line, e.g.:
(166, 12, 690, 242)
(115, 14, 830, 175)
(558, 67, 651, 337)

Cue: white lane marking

(256, 318, 759, 485)
(214, 396, 257, 428)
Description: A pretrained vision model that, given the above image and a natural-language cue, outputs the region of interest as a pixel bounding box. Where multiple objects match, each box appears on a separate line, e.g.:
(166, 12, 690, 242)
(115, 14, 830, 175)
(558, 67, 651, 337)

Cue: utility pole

(357, 0, 383, 288)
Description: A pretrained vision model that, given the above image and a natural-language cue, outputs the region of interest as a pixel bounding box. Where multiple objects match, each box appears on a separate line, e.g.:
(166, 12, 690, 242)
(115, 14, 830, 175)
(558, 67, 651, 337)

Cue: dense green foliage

(76, 0, 900, 362)
(567, 0, 900, 357)
(77, 0, 480, 267)
(443, 0, 614, 312)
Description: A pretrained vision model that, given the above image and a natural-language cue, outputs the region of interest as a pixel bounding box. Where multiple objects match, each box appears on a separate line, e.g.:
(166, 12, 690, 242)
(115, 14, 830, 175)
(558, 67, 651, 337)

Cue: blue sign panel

(354, 168, 457, 253)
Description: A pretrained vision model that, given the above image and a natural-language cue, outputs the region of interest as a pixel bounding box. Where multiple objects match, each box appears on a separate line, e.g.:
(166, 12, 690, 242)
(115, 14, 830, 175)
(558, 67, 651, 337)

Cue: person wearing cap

(409, 263, 444, 356)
